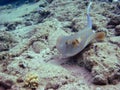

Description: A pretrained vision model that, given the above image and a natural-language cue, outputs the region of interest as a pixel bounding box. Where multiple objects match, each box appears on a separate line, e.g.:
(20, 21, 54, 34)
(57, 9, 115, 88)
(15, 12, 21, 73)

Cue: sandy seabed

(0, 0, 120, 90)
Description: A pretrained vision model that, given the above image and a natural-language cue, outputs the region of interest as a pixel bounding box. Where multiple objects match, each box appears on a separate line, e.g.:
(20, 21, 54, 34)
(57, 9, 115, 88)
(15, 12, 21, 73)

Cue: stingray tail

(87, 1, 92, 29)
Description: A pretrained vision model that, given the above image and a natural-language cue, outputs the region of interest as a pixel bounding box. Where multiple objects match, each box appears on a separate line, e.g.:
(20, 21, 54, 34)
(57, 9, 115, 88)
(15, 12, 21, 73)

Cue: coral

(24, 72, 39, 89)
(77, 42, 120, 85)
(0, 31, 17, 52)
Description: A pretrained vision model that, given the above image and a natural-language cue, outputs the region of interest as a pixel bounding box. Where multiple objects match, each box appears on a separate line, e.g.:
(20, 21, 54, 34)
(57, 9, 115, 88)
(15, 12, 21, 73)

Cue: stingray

(56, 2, 106, 58)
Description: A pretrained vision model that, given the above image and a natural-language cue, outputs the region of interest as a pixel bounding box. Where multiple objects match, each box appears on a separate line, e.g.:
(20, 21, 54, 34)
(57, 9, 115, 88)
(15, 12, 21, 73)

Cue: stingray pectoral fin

(56, 35, 69, 55)
(56, 35, 64, 51)
(95, 31, 106, 41)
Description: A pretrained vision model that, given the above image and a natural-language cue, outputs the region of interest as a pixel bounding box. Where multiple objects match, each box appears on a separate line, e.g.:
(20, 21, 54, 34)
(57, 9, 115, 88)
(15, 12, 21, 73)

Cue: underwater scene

(0, 0, 120, 90)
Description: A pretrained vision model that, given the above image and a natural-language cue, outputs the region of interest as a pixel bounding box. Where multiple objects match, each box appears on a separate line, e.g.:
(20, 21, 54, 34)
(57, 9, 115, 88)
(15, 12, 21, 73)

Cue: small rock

(115, 25, 120, 35)
(106, 25, 115, 29)
(111, 80, 119, 85)
(46, 0, 53, 3)
(92, 74, 108, 85)
(109, 36, 120, 46)
(16, 78, 24, 83)
(6, 23, 16, 31)
(32, 41, 46, 53)
(45, 82, 60, 90)
(96, 87, 101, 90)
(0, 43, 9, 51)
(108, 72, 120, 84)
(92, 24, 98, 30)
(62, 81, 68, 85)
(19, 61, 27, 69)
(34, 0, 40, 2)
(107, 16, 120, 26)
(24, 21, 33, 26)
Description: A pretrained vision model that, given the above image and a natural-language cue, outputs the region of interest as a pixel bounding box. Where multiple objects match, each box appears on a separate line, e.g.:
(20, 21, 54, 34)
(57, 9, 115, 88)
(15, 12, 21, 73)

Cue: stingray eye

(66, 40, 71, 45)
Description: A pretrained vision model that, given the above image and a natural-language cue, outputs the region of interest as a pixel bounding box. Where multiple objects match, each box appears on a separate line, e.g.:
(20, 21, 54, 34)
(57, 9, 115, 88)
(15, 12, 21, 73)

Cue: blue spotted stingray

(56, 2, 104, 58)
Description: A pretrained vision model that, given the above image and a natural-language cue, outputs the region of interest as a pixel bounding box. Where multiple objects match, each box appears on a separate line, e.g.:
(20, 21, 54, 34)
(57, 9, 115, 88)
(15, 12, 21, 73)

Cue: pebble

(115, 25, 120, 35)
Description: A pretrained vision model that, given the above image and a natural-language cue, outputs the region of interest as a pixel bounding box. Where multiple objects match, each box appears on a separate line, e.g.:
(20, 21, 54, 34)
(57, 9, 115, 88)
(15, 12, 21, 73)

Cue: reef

(0, 0, 120, 90)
